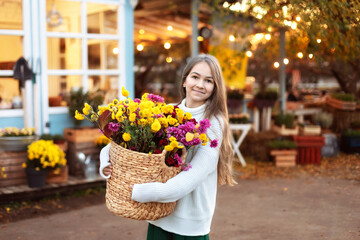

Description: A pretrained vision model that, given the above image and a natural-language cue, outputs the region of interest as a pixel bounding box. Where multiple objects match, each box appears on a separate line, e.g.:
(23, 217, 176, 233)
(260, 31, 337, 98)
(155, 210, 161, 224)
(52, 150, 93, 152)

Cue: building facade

(0, 0, 136, 134)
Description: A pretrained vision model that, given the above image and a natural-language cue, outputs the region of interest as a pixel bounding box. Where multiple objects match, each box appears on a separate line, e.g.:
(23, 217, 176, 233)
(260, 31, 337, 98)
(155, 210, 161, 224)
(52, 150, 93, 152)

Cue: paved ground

(1, 176, 360, 240)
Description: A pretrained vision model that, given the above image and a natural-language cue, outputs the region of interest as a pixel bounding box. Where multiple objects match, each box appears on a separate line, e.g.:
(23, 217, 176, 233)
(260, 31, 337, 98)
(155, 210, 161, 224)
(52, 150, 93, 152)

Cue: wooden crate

(64, 127, 103, 143)
(66, 141, 101, 177)
(326, 96, 356, 111)
(46, 165, 69, 184)
(270, 150, 297, 167)
(300, 125, 321, 136)
(273, 125, 299, 136)
(0, 151, 27, 187)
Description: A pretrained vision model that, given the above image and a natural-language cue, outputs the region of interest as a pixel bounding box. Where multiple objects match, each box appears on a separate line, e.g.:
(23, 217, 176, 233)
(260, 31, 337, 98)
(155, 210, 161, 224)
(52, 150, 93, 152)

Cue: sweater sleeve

(131, 117, 223, 203)
(99, 143, 111, 179)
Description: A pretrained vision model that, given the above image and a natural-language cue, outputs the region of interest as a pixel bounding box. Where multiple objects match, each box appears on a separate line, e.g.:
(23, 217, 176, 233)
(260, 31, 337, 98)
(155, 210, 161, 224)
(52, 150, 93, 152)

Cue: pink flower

(210, 139, 218, 148)
(182, 163, 192, 171)
(108, 122, 120, 132)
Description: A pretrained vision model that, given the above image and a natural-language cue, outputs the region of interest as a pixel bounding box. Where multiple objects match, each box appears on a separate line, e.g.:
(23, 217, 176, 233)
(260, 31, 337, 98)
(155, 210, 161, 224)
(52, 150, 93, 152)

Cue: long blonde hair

(179, 54, 236, 186)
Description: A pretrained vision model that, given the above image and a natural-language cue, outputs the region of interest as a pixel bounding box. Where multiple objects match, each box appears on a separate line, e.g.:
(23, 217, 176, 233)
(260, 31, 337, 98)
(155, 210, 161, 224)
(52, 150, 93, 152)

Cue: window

(46, 0, 120, 107)
(0, 0, 24, 109)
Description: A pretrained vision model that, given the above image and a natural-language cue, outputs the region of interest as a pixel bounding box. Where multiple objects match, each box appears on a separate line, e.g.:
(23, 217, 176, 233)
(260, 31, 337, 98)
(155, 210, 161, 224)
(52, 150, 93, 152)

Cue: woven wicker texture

(105, 141, 181, 220)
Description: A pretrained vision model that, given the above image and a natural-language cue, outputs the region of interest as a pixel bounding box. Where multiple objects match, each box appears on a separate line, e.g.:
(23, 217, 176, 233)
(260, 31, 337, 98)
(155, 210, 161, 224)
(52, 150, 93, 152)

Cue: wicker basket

(105, 141, 181, 220)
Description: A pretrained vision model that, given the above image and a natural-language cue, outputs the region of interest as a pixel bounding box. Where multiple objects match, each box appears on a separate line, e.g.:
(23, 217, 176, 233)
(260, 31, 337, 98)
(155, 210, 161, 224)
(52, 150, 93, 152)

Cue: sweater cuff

(131, 182, 160, 203)
(99, 143, 111, 179)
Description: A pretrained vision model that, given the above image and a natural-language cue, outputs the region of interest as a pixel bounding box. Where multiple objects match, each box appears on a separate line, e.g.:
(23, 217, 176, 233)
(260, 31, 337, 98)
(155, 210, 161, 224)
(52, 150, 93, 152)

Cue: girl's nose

(195, 79, 205, 88)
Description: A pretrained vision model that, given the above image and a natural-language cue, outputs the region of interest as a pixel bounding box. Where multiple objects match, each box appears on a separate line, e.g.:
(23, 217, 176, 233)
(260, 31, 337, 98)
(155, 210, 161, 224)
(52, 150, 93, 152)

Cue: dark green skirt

(147, 223, 210, 240)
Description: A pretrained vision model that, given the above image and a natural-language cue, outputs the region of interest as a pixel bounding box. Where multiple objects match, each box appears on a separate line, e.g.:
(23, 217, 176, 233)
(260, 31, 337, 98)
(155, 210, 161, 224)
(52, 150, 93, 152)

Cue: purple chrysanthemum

(174, 153, 183, 166)
(147, 94, 165, 103)
(199, 119, 211, 134)
(210, 139, 218, 148)
(182, 163, 192, 171)
(134, 98, 141, 103)
(108, 122, 120, 132)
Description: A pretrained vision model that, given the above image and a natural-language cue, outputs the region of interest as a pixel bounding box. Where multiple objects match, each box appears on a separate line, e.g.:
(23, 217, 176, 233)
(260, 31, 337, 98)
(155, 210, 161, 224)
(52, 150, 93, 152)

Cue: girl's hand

(103, 164, 113, 176)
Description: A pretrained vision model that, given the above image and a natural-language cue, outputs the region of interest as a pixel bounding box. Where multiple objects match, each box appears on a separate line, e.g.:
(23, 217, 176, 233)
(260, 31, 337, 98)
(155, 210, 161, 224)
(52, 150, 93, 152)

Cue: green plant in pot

(68, 87, 104, 128)
(312, 112, 333, 131)
(274, 113, 295, 129)
(23, 140, 67, 188)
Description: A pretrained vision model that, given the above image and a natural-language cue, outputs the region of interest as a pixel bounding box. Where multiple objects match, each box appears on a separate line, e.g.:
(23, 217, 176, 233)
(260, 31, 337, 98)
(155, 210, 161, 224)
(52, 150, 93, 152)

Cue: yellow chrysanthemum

(82, 103, 91, 115)
(129, 113, 136, 122)
(128, 102, 139, 113)
(122, 132, 131, 141)
(151, 119, 161, 132)
(185, 132, 194, 142)
(167, 116, 178, 126)
(122, 87, 129, 97)
(199, 133, 207, 141)
(74, 110, 85, 120)
(169, 136, 177, 142)
(165, 145, 174, 152)
(170, 141, 179, 148)
(152, 107, 161, 115)
(184, 112, 192, 120)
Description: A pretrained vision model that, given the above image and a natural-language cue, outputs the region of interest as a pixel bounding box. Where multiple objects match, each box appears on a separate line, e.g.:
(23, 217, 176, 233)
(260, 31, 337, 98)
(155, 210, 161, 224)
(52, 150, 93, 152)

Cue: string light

(164, 42, 171, 49)
(139, 29, 145, 34)
(265, 34, 271, 40)
(284, 58, 289, 65)
(274, 62, 280, 68)
(291, 22, 297, 29)
(166, 57, 172, 63)
(309, 54, 313, 59)
(246, 51, 253, 57)
(317, 39, 321, 43)
(136, 44, 144, 51)
(167, 25, 173, 31)
(296, 16, 301, 22)
(297, 52, 303, 59)
(197, 36, 204, 41)
(229, 35, 235, 42)
(113, 48, 119, 54)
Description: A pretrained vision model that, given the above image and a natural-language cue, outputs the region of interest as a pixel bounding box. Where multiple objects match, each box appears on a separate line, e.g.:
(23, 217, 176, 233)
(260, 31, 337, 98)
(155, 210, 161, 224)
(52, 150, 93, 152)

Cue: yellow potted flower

(22, 140, 67, 188)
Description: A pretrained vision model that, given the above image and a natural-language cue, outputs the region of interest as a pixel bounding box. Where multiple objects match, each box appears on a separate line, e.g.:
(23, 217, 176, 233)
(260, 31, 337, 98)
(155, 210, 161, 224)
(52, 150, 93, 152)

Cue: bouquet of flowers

(75, 87, 218, 170)
(22, 140, 67, 171)
(74, 87, 218, 220)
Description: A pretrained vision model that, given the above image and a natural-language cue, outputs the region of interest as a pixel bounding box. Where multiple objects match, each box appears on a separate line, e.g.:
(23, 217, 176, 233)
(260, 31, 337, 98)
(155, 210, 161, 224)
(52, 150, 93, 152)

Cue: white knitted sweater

(99, 99, 223, 236)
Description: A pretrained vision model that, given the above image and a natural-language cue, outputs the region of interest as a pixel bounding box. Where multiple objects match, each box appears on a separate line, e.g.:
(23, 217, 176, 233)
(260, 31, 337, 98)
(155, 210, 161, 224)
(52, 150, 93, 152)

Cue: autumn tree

(205, 0, 360, 95)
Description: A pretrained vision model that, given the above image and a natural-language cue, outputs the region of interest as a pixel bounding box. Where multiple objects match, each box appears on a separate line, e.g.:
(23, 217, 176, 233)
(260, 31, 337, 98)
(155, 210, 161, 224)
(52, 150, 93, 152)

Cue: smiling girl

(100, 54, 236, 239)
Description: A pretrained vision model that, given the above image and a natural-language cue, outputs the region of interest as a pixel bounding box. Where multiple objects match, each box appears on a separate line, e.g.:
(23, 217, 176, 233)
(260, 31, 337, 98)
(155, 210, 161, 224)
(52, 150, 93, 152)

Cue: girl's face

(183, 62, 215, 108)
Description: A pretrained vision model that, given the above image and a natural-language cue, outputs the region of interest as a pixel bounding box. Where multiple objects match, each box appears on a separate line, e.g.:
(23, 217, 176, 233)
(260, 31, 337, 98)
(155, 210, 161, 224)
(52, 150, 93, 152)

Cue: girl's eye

(192, 75, 199, 79)
(206, 79, 213, 83)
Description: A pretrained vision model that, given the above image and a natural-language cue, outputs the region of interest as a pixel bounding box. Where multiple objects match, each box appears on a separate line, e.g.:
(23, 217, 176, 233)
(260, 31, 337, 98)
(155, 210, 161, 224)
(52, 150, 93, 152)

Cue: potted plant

(268, 139, 297, 167)
(40, 133, 67, 152)
(313, 111, 333, 133)
(273, 113, 299, 136)
(22, 140, 67, 188)
(227, 88, 244, 114)
(64, 88, 104, 143)
(0, 127, 38, 152)
(253, 89, 278, 109)
(229, 113, 250, 124)
(326, 93, 356, 111)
